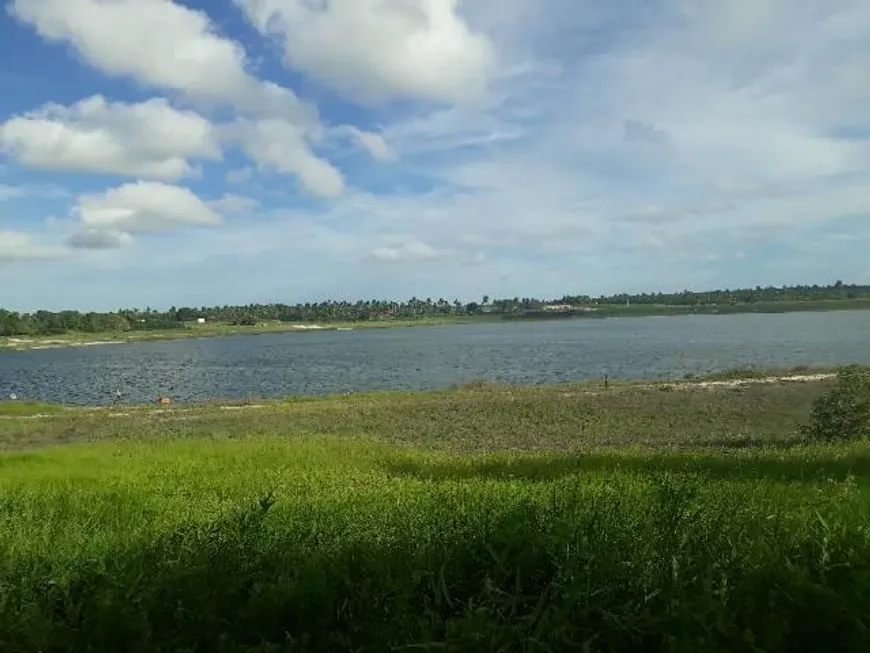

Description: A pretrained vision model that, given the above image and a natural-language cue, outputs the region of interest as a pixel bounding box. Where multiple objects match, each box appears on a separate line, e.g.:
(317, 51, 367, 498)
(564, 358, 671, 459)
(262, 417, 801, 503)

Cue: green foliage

(0, 401, 64, 417)
(0, 380, 868, 651)
(0, 378, 833, 451)
(803, 366, 870, 442)
(2, 436, 870, 652)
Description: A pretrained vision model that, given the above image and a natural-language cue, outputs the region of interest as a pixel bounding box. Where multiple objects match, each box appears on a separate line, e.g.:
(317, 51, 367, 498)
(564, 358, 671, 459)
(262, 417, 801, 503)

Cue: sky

(1, 0, 869, 311)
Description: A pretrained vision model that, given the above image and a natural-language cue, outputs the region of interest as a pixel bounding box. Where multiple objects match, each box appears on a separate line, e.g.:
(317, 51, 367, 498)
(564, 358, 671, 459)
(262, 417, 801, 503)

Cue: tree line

(2, 281, 868, 337)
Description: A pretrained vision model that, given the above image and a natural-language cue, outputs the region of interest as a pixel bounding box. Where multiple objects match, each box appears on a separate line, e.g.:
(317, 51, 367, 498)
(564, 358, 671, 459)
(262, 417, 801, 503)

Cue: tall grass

(2, 436, 870, 651)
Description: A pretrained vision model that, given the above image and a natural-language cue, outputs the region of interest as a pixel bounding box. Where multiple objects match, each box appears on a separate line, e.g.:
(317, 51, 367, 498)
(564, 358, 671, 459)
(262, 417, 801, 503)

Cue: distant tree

(3, 281, 869, 336)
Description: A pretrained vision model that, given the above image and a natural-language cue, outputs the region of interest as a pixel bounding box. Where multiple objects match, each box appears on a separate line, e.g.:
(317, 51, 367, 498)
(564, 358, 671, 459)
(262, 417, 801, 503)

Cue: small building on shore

(543, 304, 574, 312)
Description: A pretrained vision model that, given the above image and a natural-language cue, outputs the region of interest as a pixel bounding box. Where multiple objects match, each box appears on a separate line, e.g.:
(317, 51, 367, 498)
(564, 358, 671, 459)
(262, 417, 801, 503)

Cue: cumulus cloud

(231, 119, 345, 197)
(8, 0, 312, 120)
(0, 231, 67, 262)
(6, 0, 870, 306)
(72, 181, 222, 234)
(348, 128, 395, 162)
(66, 229, 133, 250)
(8, 0, 347, 195)
(0, 95, 220, 179)
(234, 0, 495, 104)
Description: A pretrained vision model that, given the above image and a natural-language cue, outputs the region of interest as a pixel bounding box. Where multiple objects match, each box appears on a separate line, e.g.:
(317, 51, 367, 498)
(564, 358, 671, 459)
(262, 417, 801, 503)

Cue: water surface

(2, 311, 869, 405)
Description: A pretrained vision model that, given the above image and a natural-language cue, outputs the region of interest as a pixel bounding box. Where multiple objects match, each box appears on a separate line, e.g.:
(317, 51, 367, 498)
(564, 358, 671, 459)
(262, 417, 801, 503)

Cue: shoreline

(2, 302, 870, 352)
(0, 318, 474, 352)
(0, 366, 844, 416)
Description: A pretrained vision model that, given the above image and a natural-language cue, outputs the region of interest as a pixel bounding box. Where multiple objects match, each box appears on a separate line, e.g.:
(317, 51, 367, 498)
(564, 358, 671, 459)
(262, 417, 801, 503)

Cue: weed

(803, 365, 870, 442)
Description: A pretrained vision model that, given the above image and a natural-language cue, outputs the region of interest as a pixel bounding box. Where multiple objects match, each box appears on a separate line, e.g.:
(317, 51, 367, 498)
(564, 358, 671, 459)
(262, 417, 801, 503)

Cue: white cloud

(548, 0, 870, 189)
(231, 119, 345, 197)
(67, 229, 133, 250)
(72, 181, 222, 234)
(8, 0, 439, 198)
(0, 231, 67, 262)
(9, 0, 312, 119)
(0, 95, 219, 180)
(8, 0, 347, 194)
(234, 0, 496, 104)
(208, 193, 261, 214)
(353, 0, 870, 278)
(347, 128, 395, 162)
(369, 240, 442, 263)
(5, 0, 870, 305)
(325, 125, 396, 161)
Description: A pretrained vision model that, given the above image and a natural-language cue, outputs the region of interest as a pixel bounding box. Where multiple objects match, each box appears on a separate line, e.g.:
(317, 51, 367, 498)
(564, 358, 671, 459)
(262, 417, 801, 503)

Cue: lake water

(2, 311, 869, 406)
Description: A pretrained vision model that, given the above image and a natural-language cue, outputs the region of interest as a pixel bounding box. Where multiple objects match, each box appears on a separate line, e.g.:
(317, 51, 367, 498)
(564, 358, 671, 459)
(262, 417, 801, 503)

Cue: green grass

(2, 379, 870, 651)
(0, 375, 836, 451)
(0, 400, 67, 417)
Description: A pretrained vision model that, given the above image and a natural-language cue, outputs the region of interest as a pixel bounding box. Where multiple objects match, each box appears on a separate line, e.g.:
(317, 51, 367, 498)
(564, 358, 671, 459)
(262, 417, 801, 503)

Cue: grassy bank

(2, 377, 870, 651)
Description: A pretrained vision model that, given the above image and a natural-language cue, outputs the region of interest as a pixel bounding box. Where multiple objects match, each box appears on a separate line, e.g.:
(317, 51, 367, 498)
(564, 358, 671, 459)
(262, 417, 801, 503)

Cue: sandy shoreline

(689, 373, 834, 388)
(0, 325, 341, 351)
(1, 339, 126, 351)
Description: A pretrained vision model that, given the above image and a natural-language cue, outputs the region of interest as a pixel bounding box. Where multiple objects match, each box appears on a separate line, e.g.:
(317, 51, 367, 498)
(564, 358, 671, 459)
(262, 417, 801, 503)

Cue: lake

(2, 311, 869, 406)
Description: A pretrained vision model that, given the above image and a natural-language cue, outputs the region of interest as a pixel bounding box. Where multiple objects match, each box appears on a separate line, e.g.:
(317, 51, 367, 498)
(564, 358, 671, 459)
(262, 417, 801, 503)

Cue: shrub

(803, 366, 870, 442)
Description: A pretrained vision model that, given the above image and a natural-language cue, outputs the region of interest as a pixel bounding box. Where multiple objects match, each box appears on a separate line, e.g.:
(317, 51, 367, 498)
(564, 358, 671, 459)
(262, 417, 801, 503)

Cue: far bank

(3, 297, 870, 352)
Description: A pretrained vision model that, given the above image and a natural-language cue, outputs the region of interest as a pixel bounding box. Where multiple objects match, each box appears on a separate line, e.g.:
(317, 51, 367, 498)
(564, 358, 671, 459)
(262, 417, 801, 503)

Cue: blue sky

(1, 0, 868, 311)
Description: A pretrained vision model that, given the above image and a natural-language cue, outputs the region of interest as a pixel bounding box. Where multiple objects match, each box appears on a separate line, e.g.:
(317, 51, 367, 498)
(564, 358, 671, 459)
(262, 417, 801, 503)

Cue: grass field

(1, 375, 869, 651)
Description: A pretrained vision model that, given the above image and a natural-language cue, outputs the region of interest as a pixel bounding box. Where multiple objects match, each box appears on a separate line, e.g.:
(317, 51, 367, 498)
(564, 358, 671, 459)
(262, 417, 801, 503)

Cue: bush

(803, 366, 870, 442)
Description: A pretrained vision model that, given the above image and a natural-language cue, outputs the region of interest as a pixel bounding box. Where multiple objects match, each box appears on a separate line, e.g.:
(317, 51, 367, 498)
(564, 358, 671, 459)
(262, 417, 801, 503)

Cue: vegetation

(2, 280, 869, 338)
(803, 366, 870, 442)
(2, 375, 870, 651)
(0, 369, 840, 451)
